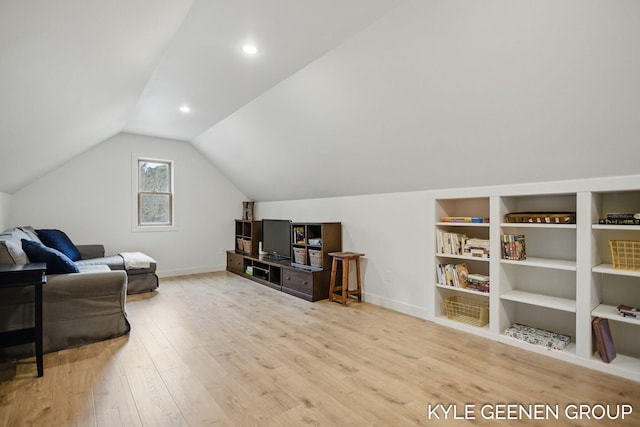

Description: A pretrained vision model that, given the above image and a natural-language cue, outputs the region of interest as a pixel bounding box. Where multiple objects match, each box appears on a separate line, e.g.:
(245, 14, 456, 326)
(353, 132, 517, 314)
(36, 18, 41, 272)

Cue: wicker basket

(243, 239, 252, 254)
(308, 249, 322, 268)
(444, 296, 489, 327)
(293, 247, 307, 264)
(237, 238, 244, 252)
(610, 240, 640, 271)
(505, 212, 576, 224)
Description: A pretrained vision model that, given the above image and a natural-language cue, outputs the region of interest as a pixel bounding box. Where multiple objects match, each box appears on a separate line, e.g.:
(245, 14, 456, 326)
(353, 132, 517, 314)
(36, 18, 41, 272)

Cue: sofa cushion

(21, 239, 80, 274)
(36, 229, 82, 261)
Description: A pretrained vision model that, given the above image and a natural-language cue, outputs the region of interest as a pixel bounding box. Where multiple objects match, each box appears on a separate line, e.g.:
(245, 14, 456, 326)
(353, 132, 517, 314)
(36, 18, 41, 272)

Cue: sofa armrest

(76, 244, 105, 260)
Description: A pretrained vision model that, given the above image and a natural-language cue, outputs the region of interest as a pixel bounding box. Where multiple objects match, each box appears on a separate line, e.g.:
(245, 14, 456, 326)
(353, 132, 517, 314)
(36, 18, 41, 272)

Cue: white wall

(257, 174, 640, 319)
(0, 192, 11, 231)
(257, 191, 431, 318)
(10, 133, 246, 276)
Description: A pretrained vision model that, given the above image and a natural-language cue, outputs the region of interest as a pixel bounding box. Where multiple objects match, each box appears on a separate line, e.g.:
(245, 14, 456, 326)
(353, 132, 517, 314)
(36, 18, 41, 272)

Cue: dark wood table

(0, 263, 47, 377)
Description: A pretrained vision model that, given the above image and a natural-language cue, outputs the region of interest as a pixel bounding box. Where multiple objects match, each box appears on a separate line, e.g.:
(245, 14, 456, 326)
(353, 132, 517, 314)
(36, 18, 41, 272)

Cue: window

(137, 158, 173, 227)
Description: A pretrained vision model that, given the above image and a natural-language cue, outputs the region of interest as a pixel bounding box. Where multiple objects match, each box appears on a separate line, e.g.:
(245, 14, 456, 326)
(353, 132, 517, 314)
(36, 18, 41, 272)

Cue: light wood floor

(1, 272, 639, 426)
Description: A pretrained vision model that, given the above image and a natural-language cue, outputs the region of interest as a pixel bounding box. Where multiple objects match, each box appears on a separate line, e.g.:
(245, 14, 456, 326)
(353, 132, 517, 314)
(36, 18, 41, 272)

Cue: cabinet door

(227, 252, 244, 274)
(282, 268, 313, 294)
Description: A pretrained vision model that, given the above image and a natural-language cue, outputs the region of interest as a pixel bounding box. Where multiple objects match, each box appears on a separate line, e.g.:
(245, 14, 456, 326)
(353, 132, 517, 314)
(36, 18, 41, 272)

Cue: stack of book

(463, 238, 490, 258)
(617, 304, 639, 318)
(598, 213, 640, 225)
(502, 234, 526, 260)
(436, 263, 468, 288)
(466, 273, 490, 293)
(440, 216, 488, 223)
(436, 230, 467, 255)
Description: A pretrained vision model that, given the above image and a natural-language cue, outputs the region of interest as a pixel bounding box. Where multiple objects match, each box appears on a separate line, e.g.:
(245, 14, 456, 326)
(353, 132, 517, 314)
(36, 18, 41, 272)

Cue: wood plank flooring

(1, 271, 639, 426)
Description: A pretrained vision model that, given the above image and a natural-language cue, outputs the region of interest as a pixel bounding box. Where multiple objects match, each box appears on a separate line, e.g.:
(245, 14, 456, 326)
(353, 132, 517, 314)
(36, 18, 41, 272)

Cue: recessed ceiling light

(179, 105, 191, 113)
(242, 44, 258, 55)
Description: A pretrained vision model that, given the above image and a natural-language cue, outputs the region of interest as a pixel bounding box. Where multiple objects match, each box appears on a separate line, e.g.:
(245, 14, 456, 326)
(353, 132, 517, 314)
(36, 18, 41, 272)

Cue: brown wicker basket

(308, 249, 322, 268)
(293, 247, 307, 264)
(243, 239, 252, 254)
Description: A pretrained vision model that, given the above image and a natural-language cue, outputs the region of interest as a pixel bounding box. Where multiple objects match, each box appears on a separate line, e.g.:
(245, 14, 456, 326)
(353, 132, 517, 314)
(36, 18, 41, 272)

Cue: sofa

(0, 226, 157, 359)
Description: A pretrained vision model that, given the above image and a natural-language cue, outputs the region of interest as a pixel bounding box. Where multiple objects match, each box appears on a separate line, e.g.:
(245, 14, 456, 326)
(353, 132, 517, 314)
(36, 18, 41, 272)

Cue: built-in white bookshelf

(430, 180, 640, 382)
(433, 198, 490, 335)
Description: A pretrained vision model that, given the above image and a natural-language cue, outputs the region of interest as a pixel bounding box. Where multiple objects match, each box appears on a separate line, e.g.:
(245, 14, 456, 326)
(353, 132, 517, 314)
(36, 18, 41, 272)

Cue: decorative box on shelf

(505, 324, 571, 350)
(504, 212, 576, 224)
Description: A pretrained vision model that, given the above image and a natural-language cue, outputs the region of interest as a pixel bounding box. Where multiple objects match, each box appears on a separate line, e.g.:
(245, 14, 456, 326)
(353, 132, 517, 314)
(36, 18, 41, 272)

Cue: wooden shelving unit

(234, 220, 261, 256)
(227, 221, 341, 301)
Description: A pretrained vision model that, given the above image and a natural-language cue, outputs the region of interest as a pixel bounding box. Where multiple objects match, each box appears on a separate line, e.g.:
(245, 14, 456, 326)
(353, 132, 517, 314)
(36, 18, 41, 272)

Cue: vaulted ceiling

(0, 0, 406, 194)
(2, 1, 640, 200)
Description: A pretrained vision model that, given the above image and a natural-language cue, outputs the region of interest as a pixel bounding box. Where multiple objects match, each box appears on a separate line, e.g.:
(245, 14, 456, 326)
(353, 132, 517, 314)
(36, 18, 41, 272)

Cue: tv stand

(263, 253, 290, 261)
(227, 251, 328, 301)
(226, 221, 341, 301)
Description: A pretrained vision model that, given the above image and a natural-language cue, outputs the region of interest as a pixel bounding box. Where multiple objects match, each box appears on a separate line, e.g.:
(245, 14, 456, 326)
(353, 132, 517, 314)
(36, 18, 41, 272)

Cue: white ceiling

(0, 0, 407, 194)
(2, 0, 640, 201)
(124, 0, 408, 141)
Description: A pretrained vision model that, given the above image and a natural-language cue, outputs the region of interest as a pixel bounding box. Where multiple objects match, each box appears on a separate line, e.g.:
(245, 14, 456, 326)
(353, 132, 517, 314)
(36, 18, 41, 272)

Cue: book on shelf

(463, 238, 490, 259)
(466, 273, 490, 293)
(440, 216, 488, 223)
(293, 226, 305, 244)
(592, 317, 616, 363)
(606, 213, 640, 220)
(436, 231, 491, 258)
(501, 234, 526, 260)
(599, 218, 640, 225)
(436, 263, 469, 288)
(436, 230, 467, 255)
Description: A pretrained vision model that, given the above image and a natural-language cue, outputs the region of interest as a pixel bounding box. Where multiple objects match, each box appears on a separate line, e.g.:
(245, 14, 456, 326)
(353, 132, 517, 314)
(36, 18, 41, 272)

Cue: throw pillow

(36, 229, 82, 262)
(0, 239, 29, 264)
(17, 226, 42, 243)
(21, 239, 80, 274)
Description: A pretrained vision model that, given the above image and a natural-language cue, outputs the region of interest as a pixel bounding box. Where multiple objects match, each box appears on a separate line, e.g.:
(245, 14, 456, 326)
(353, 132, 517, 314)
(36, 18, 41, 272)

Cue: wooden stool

(328, 252, 364, 305)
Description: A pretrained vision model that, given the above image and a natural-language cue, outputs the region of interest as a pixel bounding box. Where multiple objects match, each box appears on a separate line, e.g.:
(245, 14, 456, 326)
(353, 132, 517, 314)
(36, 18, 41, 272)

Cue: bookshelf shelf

(436, 222, 489, 228)
(501, 222, 577, 230)
(499, 335, 578, 357)
(433, 315, 492, 336)
(435, 253, 490, 263)
(593, 224, 640, 231)
(592, 263, 640, 278)
(590, 352, 640, 371)
(436, 283, 489, 297)
(500, 290, 576, 312)
(592, 304, 640, 325)
(500, 257, 576, 271)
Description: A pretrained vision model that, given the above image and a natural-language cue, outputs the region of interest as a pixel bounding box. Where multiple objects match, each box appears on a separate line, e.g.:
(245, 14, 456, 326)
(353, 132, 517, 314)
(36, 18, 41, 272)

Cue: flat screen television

(262, 219, 292, 260)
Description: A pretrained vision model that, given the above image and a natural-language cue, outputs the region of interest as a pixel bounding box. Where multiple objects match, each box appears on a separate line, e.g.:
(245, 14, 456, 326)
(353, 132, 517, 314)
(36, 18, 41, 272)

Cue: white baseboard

(363, 292, 428, 320)
(157, 265, 225, 278)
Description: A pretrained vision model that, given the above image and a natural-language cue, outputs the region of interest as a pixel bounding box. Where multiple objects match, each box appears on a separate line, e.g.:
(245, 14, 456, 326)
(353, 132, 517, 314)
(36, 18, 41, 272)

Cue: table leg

(35, 283, 43, 377)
